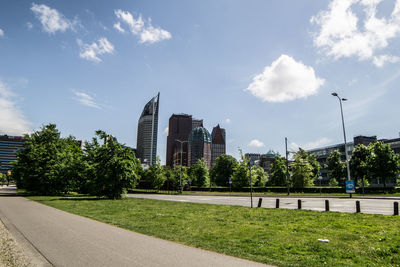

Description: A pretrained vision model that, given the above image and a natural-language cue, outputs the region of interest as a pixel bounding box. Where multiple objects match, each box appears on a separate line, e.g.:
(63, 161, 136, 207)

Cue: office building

(0, 135, 25, 174)
(136, 93, 159, 165)
(211, 124, 226, 166)
(188, 126, 212, 168)
(166, 114, 203, 167)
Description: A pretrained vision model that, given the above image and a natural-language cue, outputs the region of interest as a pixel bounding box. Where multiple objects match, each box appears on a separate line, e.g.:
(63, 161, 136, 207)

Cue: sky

(1, 0, 400, 163)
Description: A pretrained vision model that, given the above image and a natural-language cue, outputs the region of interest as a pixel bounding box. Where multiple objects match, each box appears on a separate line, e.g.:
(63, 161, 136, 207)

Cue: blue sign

(229, 178, 232, 184)
(345, 180, 355, 194)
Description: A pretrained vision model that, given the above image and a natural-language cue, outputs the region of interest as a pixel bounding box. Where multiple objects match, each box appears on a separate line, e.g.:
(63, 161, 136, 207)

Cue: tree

(145, 157, 166, 190)
(84, 130, 141, 199)
(189, 158, 209, 187)
(350, 144, 371, 192)
(291, 153, 314, 188)
(297, 148, 320, 179)
(12, 124, 83, 195)
(231, 151, 250, 189)
(367, 142, 400, 191)
(210, 155, 238, 186)
(326, 150, 345, 185)
(269, 155, 287, 186)
(251, 165, 268, 186)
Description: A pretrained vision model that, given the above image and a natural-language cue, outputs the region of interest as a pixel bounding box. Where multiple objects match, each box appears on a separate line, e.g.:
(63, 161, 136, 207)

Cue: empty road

(0, 186, 269, 267)
(128, 194, 399, 215)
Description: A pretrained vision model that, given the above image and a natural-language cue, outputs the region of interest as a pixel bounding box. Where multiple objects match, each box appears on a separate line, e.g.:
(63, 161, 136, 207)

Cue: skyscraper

(188, 126, 212, 168)
(211, 124, 226, 166)
(136, 93, 159, 165)
(166, 114, 203, 167)
(0, 135, 25, 174)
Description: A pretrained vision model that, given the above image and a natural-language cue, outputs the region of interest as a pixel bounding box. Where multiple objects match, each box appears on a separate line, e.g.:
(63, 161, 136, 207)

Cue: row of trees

(11, 124, 400, 198)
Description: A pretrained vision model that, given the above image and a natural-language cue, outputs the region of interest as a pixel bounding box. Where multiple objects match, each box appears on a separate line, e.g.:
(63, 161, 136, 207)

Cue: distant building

(211, 124, 226, 166)
(245, 153, 261, 167)
(307, 134, 400, 186)
(166, 114, 203, 167)
(136, 93, 159, 165)
(259, 151, 278, 174)
(0, 135, 25, 174)
(188, 127, 212, 168)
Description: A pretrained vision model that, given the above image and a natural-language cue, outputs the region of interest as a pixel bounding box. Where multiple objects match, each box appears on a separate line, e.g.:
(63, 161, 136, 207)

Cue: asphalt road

(0, 186, 270, 267)
(127, 194, 400, 216)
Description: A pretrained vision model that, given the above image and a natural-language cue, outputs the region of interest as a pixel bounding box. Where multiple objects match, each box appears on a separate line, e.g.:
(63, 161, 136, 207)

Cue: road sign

(228, 178, 232, 184)
(345, 180, 355, 194)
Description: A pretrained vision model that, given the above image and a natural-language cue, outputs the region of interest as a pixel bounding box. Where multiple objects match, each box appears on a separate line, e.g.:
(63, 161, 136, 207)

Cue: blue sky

(1, 0, 400, 163)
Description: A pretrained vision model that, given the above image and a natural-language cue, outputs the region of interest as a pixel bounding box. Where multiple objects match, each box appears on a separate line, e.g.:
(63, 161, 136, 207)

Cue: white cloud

(246, 54, 324, 102)
(373, 54, 400, 67)
(77, 38, 114, 63)
(114, 9, 171, 44)
(0, 80, 31, 135)
(163, 127, 169, 135)
(0, 29, 4, 37)
(225, 118, 231, 124)
(26, 22, 34, 30)
(113, 22, 125, 33)
(248, 139, 265, 148)
(31, 3, 76, 34)
(302, 137, 333, 150)
(72, 90, 100, 109)
(311, 0, 400, 67)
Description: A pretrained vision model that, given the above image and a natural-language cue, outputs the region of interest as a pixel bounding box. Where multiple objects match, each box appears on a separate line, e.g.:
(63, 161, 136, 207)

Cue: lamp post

(332, 92, 352, 197)
(175, 139, 187, 194)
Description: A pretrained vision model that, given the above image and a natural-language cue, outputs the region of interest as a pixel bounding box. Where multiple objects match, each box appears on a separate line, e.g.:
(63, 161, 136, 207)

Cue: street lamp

(332, 92, 352, 197)
(175, 139, 188, 194)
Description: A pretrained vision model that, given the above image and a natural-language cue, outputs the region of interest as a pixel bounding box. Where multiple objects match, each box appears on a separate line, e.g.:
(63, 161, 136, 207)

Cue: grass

(28, 196, 400, 267)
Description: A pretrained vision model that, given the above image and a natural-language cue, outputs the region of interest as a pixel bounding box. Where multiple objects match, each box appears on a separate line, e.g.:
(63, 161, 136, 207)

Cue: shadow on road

(0, 186, 17, 196)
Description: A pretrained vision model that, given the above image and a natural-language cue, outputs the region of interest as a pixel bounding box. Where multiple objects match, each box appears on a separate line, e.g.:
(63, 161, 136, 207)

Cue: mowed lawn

(28, 196, 400, 267)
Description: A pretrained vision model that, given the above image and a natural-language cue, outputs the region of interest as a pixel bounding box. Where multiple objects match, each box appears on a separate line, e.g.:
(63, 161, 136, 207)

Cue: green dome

(188, 127, 211, 143)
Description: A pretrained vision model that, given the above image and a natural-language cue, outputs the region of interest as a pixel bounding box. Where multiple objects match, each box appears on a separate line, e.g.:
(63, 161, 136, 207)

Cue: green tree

(12, 124, 83, 195)
(85, 130, 141, 199)
(326, 150, 345, 185)
(210, 155, 238, 186)
(145, 157, 166, 190)
(231, 151, 250, 189)
(350, 144, 371, 191)
(251, 165, 268, 186)
(291, 153, 314, 188)
(270, 155, 287, 186)
(189, 158, 209, 187)
(367, 142, 400, 191)
(297, 148, 320, 179)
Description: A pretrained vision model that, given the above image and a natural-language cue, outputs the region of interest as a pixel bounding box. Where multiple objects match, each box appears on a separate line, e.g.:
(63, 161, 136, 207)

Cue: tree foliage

(350, 144, 371, 188)
(326, 150, 346, 183)
(189, 158, 209, 187)
(84, 130, 141, 199)
(269, 155, 287, 186)
(12, 124, 83, 195)
(210, 155, 238, 186)
(231, 151, 250, 189)
(367, 142, 400, 190)
(145, 157, 166, 190)
(291, 153, 314, 188)
(251, 165, 268, 186)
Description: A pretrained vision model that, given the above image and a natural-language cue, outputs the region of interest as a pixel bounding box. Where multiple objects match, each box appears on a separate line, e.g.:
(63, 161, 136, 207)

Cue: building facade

(188, 127, 212, 168)
(166, 114, 203, 167)
(136, 93, 159, 165)
(0, 135, 25, 174)
(211, 125, 226, 166)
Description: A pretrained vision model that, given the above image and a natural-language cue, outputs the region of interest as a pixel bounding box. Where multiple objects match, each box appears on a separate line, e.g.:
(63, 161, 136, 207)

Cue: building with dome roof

(188, 126, 212, 168)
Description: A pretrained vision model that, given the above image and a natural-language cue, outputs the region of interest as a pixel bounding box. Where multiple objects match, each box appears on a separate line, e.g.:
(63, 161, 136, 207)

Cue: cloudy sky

(1, 0, 400, 163)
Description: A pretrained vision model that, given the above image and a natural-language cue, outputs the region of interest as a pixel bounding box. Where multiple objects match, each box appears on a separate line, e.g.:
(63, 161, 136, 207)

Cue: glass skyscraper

(136, 93, 159, 165)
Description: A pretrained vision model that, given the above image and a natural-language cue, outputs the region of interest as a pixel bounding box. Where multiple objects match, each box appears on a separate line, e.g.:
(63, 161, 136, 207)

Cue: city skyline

(1, 1, 400, 164)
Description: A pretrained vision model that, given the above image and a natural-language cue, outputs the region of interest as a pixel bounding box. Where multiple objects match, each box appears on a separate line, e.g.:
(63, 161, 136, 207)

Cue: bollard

(298, 199, 302, 209)
(325, 200, 329, 212)
(276, 199, 280, 209)
(356, 201, 361, 213)
(257, 198, 263, 208)
(394, 202, 399, 216)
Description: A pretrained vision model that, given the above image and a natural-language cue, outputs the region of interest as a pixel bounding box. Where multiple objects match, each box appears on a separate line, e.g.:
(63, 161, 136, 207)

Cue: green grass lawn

(28, 196, 400, 267)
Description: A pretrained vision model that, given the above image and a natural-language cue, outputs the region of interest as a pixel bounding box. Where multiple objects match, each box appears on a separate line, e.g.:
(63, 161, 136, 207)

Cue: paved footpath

(0, 186, 270, 267)
(127, 194, 400, 216)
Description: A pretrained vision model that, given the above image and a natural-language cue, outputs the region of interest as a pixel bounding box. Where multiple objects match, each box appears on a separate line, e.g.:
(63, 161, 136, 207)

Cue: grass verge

(28, 196, 400, 267)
